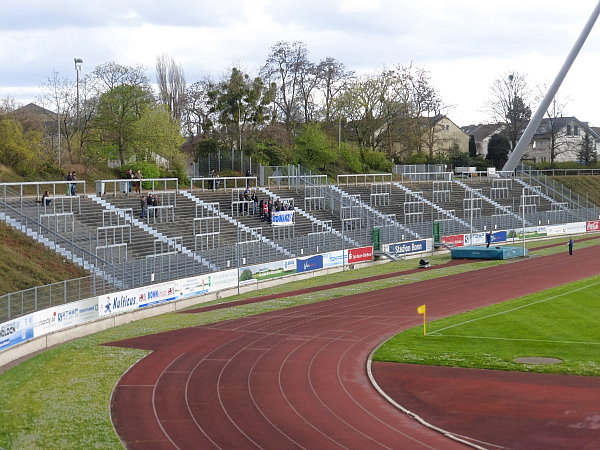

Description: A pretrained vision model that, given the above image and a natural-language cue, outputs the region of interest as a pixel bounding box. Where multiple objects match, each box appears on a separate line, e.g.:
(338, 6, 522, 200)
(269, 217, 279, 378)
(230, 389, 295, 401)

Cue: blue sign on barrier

(387, 239, 428, 255)
(296, 255, 323, 273)
(0, 316, 34, 351)
(491, 231, 507, 243)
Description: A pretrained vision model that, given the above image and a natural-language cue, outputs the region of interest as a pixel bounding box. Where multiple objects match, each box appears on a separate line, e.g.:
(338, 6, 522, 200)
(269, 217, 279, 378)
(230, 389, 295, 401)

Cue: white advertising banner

(206, 269, 238, 293)
(137, 281, 177, 308)
(271, 210, 294, 226)
(323, 250, 344, 268)
(32, 297, 99, 337)
(566, 222, 587, 234)
(176, 274, 210, 298)
(99, 287, 140, 317)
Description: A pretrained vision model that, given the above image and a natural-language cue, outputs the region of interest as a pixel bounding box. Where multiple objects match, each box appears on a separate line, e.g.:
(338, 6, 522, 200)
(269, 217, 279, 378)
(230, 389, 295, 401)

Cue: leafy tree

(0, 117, 44, 176)
(578, 130, 597, 165)
(239, 269, 254, 282)
(93, 84, 154, 164)
(468, 135, 477, 158)
(486, 134, 511, 168)
(337, 142, 364, 173)
(243, 139, 289, 166)
(90, 62, 154, 165)
(207, 67, 275, 151)
(294, 123, 337, 171)
(131, 104, 185, 165)
(361, 150, 392, 172)
(447, 144, 470, 168)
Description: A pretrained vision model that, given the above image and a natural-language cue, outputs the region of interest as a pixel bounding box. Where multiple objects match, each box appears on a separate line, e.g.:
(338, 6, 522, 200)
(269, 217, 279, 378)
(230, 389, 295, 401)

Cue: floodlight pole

(503, 1, 600, 173)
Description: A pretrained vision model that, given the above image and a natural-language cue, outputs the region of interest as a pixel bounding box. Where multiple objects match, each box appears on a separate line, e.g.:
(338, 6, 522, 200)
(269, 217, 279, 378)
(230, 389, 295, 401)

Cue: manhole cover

(513, 356, 562, 365)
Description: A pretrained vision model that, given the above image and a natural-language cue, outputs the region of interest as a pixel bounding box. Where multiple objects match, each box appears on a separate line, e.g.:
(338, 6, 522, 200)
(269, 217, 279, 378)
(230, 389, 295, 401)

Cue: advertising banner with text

(272, 211, 294, 226)
(442, 234, 464, 247)
(33, 297, 99, 337)
(586, 220, 600, 232)
(348, 246, 373, 263)
(385, 239, 430, 255)
(296, 254, 324, 273)
(0, 315, 34, 351)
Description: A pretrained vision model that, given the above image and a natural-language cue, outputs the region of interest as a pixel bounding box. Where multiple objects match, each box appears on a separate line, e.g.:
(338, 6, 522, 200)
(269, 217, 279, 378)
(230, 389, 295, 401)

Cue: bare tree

(317, 57, 354, 123)
(336, 69, 397, 151)
(0, 96, 18, 115)
(297, 61, 320, 123)
(486, 71, 531, 149)
(529, 84, 569, 165)
(183, 78, 214, 139)
(393, 64, 447, 159)
(156, 54, 186, 121)
(261, 41, 309, 131)
(38, 71, 76, 166)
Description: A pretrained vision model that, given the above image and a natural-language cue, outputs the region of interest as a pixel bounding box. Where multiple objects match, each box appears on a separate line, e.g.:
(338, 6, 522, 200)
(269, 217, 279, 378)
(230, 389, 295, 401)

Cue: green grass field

(374, 275, 600, 376)
(0, 236, 598, 448)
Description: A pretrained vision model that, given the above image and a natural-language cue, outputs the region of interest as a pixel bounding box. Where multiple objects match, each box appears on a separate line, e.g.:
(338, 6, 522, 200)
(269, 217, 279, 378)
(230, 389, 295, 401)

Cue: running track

(109, 245, 600, 449)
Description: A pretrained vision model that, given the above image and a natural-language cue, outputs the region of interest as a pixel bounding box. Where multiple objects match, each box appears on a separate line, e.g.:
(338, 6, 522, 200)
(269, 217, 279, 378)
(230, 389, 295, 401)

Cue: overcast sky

(2, 0, 600, 126)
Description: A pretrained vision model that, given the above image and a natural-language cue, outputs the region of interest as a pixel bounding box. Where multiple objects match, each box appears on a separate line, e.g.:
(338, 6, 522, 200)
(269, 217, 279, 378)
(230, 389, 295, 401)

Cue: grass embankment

(0, 221, 89, 296)
(374, 275, 600, 376)
(0, 237, 599, 448)
(551, 175, 600, 206)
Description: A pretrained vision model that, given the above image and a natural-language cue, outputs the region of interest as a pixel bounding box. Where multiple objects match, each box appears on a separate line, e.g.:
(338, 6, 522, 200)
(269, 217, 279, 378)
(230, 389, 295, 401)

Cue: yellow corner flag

(417, 304, 427, 335)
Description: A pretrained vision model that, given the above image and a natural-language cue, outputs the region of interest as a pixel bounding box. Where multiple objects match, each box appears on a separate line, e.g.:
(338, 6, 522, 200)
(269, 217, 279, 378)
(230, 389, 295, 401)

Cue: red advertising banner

(586, 221, 600, 232)
(348, 246, 373, 263)
(442, 234, 465, 247)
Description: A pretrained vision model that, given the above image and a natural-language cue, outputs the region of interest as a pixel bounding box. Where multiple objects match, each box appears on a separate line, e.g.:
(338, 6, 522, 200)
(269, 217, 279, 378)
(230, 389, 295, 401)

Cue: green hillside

(551, 175, 600, 206)
(0, 221, 89, 296)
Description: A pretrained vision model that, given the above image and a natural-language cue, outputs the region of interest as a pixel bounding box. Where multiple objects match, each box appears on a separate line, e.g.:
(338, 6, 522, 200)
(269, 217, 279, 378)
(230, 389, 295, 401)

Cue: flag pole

(417, 304, 427, 335)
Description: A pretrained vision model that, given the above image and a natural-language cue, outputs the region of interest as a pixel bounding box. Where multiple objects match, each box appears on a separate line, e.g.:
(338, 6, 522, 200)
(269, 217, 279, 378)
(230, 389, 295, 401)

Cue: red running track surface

(108, 245, 600, 449)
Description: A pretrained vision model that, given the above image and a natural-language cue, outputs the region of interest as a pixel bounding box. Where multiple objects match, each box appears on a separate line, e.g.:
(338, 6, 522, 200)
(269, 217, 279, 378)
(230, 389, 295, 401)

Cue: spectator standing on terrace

(245, 169, 251, 188)
(126, 169, 134, 194)
(209, 169, 216, 190)
(251, 191, 258, 214)
(70, 172, 77, 195)
(140, 195, 147, 218)
(134, 170, 142, 193)
(66, 172, 73, 195)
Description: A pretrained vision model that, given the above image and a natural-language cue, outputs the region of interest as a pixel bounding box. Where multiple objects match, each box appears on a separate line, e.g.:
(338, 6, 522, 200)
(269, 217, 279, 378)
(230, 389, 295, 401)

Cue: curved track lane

(109, 245, 600, 449)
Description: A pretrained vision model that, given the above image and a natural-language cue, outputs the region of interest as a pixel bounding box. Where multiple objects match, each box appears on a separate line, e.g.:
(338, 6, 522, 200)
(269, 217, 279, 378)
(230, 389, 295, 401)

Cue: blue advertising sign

(296, 254, 324, 273)
(0, 315, 34, 351)
(491, 230, 507, 243)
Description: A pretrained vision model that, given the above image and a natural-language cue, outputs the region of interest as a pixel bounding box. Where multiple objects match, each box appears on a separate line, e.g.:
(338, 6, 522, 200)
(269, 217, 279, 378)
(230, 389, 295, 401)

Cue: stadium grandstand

(1, 163, 598, 324)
